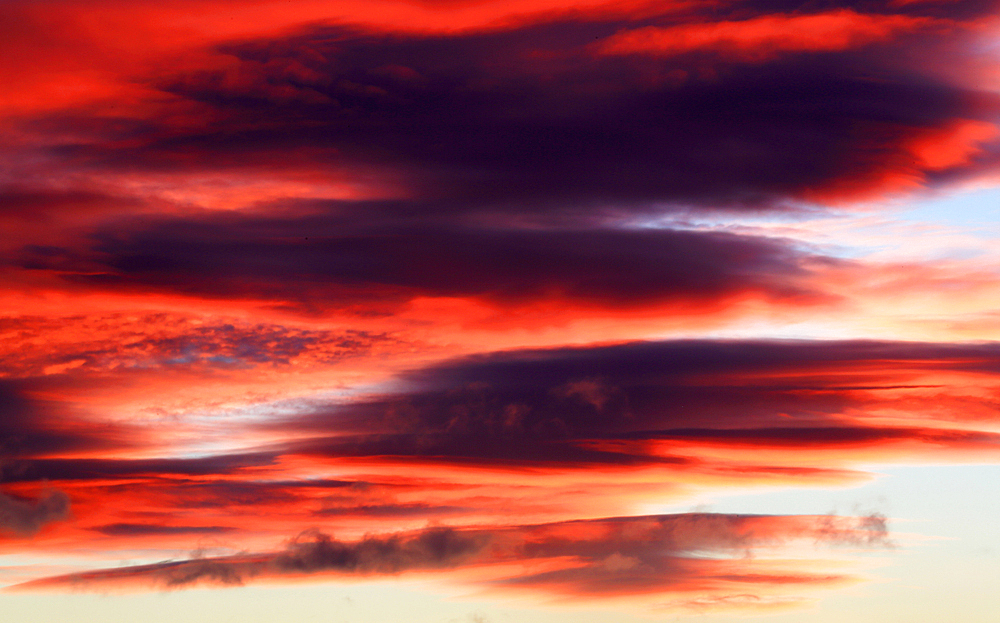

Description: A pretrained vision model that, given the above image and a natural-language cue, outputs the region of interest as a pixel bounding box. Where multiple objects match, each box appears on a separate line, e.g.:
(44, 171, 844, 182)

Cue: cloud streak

(14, 220, 827, 314)
(596, 9, 938, 61)
(11, 512, 890, 601)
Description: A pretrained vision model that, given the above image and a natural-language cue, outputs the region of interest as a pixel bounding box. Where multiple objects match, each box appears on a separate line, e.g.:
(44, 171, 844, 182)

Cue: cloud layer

(14, 219, 825, 314)
(13, 511, 889, 607)
(5, 0, 1000, 222)
(275, 339, 1000, 468)
(3, 0, 1000, 617)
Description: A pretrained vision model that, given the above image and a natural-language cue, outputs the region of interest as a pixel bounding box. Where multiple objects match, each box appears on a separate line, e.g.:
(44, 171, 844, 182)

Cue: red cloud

(596, 9, 937, 61)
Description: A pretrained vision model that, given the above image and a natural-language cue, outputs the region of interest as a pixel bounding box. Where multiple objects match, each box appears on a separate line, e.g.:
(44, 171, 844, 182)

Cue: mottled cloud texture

(2, 0, 1000, 615)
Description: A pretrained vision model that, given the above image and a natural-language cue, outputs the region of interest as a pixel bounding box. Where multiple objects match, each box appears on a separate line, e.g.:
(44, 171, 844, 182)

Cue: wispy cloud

(12, 512, 890, 605)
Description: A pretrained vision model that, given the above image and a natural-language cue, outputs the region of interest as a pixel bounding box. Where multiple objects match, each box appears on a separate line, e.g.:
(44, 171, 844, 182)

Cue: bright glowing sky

(2, 0, 1000, 621)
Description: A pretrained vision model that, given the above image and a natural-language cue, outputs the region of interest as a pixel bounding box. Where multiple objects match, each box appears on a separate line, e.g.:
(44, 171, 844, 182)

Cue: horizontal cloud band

(11, 512, 889, 596)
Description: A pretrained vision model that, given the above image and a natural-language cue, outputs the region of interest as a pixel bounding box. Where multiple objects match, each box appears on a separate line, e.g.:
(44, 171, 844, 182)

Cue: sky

(2, 0, 1000, 621)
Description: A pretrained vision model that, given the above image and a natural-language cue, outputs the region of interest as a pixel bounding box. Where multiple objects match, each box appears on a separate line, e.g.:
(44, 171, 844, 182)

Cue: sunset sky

(2, 0, 1000, 621)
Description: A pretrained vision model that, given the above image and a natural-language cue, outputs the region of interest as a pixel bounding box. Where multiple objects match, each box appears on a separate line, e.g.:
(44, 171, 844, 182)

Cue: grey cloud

(0, 490, 70, 537)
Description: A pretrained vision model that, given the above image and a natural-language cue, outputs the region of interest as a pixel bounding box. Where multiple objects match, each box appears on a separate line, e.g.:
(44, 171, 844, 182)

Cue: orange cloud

(596, 9, 937, 61)
(906, 118, 1000, 170)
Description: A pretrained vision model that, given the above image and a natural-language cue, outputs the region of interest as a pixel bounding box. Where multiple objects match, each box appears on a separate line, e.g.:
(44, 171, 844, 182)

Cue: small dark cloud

(0, 490, 70, 537)
(626, 426, 1000, 447)
(273, 526, 486, 575)
(313, 502, 474, 517)
(1, 453, 278, 483)
(313, 503, 467, 518)
(0, 380, 131, 458)
(814, 512, 892, 548)
(92, 523, 235, 536)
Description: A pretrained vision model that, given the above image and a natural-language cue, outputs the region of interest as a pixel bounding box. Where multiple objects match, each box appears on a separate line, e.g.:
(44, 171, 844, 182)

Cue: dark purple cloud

(0, 380, 133, 458)
(0, 453, 279, 483)
(14, 218, 827, 313)
(26, 1, 999, 216)
(273, 339, 1000, 466)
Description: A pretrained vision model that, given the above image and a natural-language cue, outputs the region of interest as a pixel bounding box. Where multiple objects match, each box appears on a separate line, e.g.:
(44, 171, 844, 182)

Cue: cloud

(0, 453, 278, 483)
(11, 512, 890, 600)
(596, 9, 937, 62)
(0, 1, 996, 616)
(273, 339, 1000, 467)
(0, 380, 135, 457)
(12, 525, 486, 590)
(92, 523, 235, 536)
(0, 187, 136, 220)
(626, 426, 1000, 448)
(0, 313, 393, 377)
(0, 490, 70, 537)
(5, 2, 997, 219)
(313, 503, 468, 518)
(2, 339, 990, 558)
(13, 220, 829, 314)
